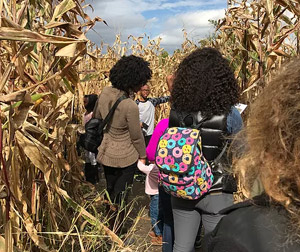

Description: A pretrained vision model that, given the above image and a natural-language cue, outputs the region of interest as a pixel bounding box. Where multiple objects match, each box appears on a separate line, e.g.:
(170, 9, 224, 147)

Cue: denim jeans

(150, 194, 163, 236)
(159, 185, 174, 252)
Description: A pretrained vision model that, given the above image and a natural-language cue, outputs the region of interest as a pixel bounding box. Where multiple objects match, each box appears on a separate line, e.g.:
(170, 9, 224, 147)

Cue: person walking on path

(145, 118, 174, 251)
(137, 158, 163, 246)
(93, 55, 152, 233)
(168, 47, 243, 252)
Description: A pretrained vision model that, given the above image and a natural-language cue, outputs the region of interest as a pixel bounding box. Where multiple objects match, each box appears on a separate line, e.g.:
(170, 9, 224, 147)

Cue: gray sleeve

(148, 96, 170, 107)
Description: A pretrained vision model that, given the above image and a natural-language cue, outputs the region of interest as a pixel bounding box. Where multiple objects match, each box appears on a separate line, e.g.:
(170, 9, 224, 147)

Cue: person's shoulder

(101, 85, 112, 93)
(217, 194, 290, 237)
(98, 86, 111, 99)
(121, 98, 138, 110)
(124, 98, 137, 105)
(220, 195, 275, 221)
(156, 118, 169, 128)
(213, 197, 300, 252)
(228, 106, 242, 119)
(157, 118, 169, 124)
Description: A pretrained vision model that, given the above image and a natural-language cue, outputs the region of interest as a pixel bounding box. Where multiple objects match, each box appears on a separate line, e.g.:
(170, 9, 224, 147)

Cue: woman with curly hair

(204, 59, 300, 252)
(168, 47, 243, 252)
(93, 55, 152, 232)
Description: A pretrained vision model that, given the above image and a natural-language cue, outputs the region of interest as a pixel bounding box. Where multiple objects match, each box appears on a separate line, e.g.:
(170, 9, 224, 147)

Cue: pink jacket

(146, 118, 169, 161)
(137, 161, 159, 195)
(137, 118, 169, 195)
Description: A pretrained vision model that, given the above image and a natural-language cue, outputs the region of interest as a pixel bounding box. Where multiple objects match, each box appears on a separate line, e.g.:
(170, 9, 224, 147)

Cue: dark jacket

(204, 194, 300, 252)
(169, 108, 238, 192)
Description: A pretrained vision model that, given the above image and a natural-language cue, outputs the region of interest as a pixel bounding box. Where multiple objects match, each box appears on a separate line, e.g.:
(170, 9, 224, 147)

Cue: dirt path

(96, 172, 202, 251)
(128, 180, 162, 252)
(129, 180, 202, 252)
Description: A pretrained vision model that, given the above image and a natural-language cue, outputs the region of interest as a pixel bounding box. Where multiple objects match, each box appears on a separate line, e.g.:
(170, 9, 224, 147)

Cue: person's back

(167, 47, 242, 252)
(82, 94, 99, 184)
(205, 195, 300, 252)
(92, 55, 151, 234)
(204, 59, 300, 252)
(94, 86, 145, 167)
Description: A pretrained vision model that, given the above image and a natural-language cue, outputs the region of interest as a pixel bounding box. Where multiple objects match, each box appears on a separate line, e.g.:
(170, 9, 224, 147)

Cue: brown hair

(234, 59, 300, 235)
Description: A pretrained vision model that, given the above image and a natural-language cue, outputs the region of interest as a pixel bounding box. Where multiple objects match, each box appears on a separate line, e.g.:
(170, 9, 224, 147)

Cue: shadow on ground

(96, 172, 202, 251)
(127, 180, 162, 252)
(128, 180, 202, 252)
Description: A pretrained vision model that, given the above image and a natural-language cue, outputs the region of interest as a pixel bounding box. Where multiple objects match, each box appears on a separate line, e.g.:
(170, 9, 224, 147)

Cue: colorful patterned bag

(155, 127, 214, 200)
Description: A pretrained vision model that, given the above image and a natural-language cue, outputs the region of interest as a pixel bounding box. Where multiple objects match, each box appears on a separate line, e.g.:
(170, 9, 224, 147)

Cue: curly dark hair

(109, 55, 152, 92)
(171, 47, 239, 117)
(84, 94, 98, 113)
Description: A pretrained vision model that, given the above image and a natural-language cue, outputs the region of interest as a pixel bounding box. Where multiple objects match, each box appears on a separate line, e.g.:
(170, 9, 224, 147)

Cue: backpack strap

(99, 95, 127, 131)
(212, 141, 229, 164)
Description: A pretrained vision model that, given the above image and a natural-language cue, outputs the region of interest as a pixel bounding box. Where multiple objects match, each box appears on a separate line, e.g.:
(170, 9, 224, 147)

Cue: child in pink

(137, 118, 169, 245)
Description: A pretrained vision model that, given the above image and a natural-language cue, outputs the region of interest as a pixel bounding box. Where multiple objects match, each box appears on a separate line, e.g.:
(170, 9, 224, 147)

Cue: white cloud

(85, 0, 225, 13)
(84, 0, 156, 45)
(84, 0, 226, 53)
(156, 9, 225, 51)
(159, 0, 225, 9)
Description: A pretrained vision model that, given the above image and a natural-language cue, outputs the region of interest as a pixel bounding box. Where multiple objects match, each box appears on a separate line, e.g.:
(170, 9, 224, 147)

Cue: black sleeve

(203, 235, 249, 252)
(203, 219, 249, 252)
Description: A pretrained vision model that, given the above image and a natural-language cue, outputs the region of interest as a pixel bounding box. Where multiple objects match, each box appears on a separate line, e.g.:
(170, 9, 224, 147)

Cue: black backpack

(80, 95, 127, 153)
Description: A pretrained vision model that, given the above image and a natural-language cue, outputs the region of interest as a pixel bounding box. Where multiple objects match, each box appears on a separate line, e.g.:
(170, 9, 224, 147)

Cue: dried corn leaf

(56, 187, 124, 247)
(55, 43, 77, 57)
(22, 211, 56, 252)
(0, 27, 86, 44)
(15, 131, 51, 184)
(0, 91, 26, 103)
(51, 0, 76, 22)
(5, 220, 12, 252)
(0, 235, 5, 252)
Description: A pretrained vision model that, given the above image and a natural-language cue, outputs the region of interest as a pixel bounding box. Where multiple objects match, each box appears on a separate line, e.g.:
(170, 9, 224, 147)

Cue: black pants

(103, 162, 136, 205)
(144, 134, 152, 147)
(84, 163, 99, 184)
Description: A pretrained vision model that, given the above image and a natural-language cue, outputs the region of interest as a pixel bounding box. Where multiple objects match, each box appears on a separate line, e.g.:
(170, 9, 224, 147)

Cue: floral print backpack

(155, 127, 214, 200)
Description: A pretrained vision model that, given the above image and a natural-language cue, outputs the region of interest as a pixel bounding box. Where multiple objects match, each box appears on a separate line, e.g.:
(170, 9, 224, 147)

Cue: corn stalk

(209, 0, 300, 102)
(0, 0, 124, 251)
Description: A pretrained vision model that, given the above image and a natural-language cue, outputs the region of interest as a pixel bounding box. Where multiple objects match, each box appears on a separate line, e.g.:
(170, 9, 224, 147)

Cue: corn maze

(0, 0, 300, 251)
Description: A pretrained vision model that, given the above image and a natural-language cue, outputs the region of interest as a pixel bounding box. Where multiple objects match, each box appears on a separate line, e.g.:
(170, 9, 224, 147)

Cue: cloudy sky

(84, 0, 227, 53)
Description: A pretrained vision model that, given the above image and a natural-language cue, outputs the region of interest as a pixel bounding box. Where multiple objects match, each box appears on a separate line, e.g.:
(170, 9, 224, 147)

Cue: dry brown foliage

(0, 0, 300, 251)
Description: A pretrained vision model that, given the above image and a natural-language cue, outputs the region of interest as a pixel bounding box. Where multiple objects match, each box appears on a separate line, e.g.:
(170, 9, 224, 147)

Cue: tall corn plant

(80, 0, 300, 109)
(209, 0, 300, 102)
(79, 31, 198, 125)
(0, 0, 124, 251)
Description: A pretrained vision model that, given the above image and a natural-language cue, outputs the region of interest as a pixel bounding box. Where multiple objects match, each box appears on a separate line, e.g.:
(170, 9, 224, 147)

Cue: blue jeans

(150, 194, 163, 236)
(159, 185, 174, 252)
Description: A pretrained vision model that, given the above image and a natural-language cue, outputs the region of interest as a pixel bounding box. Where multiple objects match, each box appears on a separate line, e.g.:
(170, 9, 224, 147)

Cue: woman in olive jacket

(204, 59, 300, 252)
(93, 55, 152, 232)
